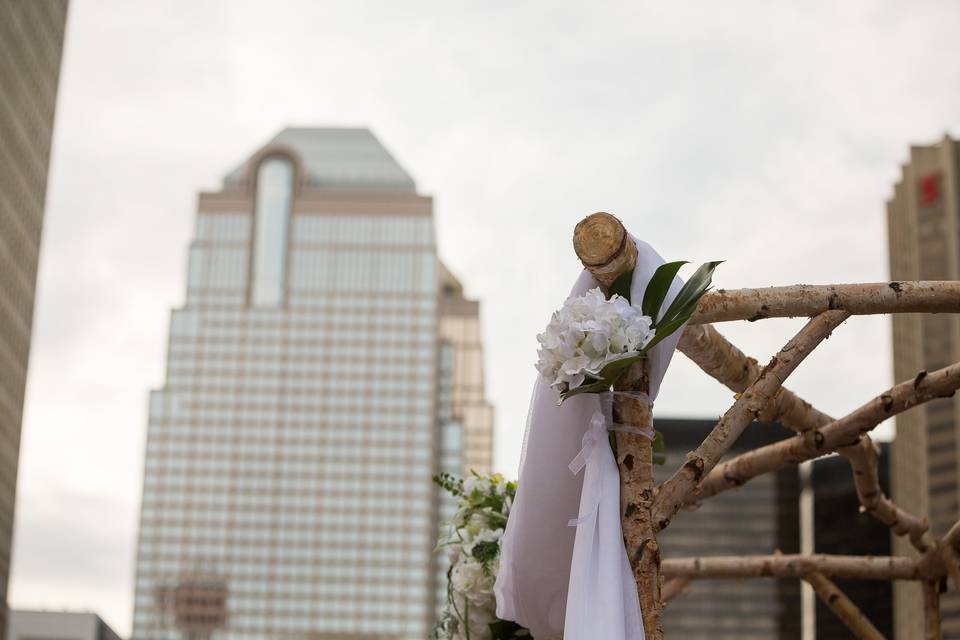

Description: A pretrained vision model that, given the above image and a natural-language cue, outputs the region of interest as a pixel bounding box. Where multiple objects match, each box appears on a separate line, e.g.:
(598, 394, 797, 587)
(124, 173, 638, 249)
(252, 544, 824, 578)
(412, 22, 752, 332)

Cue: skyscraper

(812, 447, 894, 639)
(0, 0, 68, 636)
(655, 419, 801, 640)
(131, 128, 493, 640)
(887, 134, 960, 639)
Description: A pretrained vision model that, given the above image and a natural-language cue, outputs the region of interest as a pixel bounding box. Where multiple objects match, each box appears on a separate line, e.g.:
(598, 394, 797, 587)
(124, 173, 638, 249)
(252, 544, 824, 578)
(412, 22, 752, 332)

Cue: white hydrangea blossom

(535, 287, 655, 393)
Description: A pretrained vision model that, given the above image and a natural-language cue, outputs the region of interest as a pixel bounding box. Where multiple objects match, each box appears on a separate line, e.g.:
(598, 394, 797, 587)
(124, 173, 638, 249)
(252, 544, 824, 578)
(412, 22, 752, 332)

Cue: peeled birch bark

(572, 212, 662, 638)
(651, 310, 849, 531)
(690, 281, 960, 324)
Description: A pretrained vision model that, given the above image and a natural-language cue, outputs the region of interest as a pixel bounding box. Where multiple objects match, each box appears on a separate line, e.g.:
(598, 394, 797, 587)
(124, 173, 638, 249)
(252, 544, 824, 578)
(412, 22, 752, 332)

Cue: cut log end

(572, 212, 637, 286)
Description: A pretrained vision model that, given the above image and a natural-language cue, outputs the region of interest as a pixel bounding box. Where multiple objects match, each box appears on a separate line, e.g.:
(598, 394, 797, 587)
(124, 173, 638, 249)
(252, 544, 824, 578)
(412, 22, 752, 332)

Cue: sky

(9, 0, 960, 635)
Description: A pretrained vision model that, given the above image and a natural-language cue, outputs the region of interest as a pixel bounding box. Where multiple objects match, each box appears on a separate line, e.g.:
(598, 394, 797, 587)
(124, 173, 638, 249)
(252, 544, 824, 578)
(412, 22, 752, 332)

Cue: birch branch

(690, 281, 960, 324)
(679, 322, 937, 550)
(661, 576, 691, 603)
(923, 580, 943, 640)
(651, 310, 850, 532)
(677, 323, 832, 430)
(661, 554, 923, 581)
(803, 571, 885, 640)
(694, 362, 960, 527)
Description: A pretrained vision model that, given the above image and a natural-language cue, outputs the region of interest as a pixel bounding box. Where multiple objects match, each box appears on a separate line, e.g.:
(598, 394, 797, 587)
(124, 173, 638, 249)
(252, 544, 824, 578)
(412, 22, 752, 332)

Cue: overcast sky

(10, 0, 960, 635)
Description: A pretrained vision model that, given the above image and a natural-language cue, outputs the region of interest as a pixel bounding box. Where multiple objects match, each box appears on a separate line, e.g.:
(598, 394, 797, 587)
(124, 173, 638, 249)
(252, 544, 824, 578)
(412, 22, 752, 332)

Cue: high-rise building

(812, 447, 894, 638)
(655, 419, 801, 640)
(887, 134, 960, 639)
(433, 266, 495, 615)
(8, 610, 121, 640)
(0, 1, 68, 636)
(131, 128, 493, 640)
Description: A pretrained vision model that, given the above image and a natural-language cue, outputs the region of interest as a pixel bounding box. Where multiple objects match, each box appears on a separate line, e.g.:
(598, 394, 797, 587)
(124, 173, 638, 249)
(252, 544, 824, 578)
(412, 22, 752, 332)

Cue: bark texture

(613, 363, 662, 639)
(690, 281, 960, 324)
(803, 571, 885, 640)
(652, 310, 849, 531)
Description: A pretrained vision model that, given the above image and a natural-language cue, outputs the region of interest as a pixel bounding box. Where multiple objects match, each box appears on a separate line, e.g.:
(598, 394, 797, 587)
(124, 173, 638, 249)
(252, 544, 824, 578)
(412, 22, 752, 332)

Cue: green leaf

(641, 261, 687, 321)
(657, 260, 723, 328)
(653, 430, 665, 452)
(608, 269, 634, 303)
(559, 353, 648, 402)
(644, 314, 691, 351)
(652, 430, 666, 465)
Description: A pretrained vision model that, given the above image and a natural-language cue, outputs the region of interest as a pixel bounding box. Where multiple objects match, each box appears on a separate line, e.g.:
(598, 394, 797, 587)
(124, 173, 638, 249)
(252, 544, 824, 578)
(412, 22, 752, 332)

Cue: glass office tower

(131, 128, 493, 640)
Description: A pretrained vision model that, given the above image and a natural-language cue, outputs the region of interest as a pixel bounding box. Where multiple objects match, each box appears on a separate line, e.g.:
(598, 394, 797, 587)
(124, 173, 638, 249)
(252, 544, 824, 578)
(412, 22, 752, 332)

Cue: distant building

(438, 265, 494, 475)
(812, 448, 894, 638)
(655, 418, 801, 640)
(434, 265, 495, 615)
(8, 610, 121, 640)
(131, 127, 493, 640)
(0, 1, 68, 636)
(886, 134, 960, 639)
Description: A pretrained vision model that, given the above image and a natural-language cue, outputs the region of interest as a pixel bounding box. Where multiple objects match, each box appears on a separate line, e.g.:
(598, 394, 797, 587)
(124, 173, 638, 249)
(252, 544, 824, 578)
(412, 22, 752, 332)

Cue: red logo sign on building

(919, 172, 941, 206)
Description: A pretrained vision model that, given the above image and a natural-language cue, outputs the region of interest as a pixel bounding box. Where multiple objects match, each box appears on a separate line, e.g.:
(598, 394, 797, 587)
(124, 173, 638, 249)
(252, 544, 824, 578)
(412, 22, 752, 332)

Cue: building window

(251, 156, 293, 306)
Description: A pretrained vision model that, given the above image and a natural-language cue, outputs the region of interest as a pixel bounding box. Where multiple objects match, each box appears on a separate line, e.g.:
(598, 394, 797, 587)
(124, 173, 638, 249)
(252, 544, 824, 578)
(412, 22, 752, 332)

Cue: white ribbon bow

(567, 410, 608, 526)
(567, 403, 656, 527)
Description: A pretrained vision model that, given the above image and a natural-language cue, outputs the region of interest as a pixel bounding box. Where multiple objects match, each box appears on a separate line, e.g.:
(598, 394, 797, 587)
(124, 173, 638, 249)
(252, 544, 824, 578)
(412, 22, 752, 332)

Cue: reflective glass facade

(132, 129, 492, 640)
(251, 157, 293, 307)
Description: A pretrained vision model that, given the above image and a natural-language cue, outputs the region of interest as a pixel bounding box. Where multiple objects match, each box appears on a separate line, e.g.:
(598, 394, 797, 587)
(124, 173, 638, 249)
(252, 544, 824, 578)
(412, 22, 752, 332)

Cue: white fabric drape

(494, 237, 684, 640)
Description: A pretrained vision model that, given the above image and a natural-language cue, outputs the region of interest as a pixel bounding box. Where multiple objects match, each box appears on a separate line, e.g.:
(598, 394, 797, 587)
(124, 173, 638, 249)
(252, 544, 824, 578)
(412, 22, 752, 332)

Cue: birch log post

(572, 212, 663, 638)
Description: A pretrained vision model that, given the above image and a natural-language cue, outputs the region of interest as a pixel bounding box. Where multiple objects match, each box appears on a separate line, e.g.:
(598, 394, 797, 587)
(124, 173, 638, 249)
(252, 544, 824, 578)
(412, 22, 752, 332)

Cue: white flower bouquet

(432, 472, 528, 640)
(536, 261, 722, 402)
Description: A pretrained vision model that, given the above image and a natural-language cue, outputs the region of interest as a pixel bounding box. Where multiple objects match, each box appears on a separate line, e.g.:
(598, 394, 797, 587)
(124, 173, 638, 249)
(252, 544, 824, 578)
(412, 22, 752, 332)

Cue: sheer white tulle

(494, 237, 684, 640)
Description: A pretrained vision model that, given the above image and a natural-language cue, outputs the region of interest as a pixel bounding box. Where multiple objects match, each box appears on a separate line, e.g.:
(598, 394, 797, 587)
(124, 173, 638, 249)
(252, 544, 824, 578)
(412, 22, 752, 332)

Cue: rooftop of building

(224, 127, 417, 192)
(8, 610, 122, 640)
